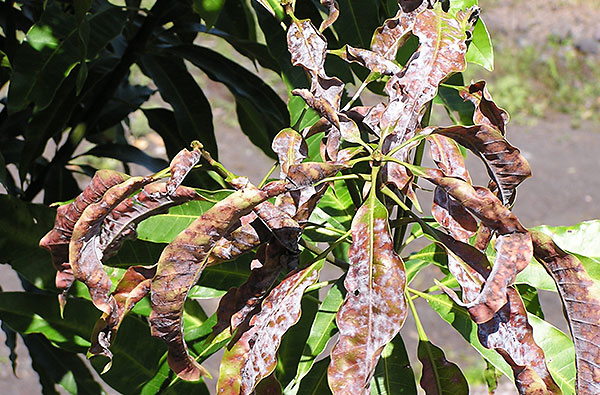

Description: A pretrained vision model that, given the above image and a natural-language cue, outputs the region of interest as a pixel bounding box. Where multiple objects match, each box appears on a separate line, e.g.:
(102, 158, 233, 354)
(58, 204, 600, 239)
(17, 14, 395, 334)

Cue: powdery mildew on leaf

(319, 0, 339, 32)
(217, 260, 322, 395)
(39, 169, 129, 309)
(166, 144, 202, 195)
(328, 194, 407, 394)
(531, 231, 600, 394)
(272, 128, 308, 178)
(460, 80, 509, 136)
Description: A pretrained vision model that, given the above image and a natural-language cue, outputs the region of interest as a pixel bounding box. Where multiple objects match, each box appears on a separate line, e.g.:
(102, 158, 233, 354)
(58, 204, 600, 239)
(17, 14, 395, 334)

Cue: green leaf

(404, 243, 448, 284)
(77, 143, 168, 173)
(417, 339, 468, 394)
(535, 221, 600, 280)
(466, 18, 494, 71)
(168, 45, 289, 159)
(515, 284, 544, 319)
(137, 190, 232, 243)
(22, 334, 103, 395)
(335, 0, 381, 49)
(296, 357, 331, 395)
(138, 55, 217, 158)
(370, 334, 417, 394)
(8, 2, 126, 113)
(193, 0, 226, 30)
(286, 278, 345, 392)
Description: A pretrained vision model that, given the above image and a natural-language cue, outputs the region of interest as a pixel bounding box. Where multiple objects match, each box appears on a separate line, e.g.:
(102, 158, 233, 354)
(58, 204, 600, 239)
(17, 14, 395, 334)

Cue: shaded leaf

(531, 230, 600, 394)
(217, 260, 323, 394)
(418, 339, 468, 395)
(296, 357, 332, 395)
(193, 0, 225, 29)
(370, 334, 417, 394)
(328, 192, 407, 393)
(78, 143, 168, 173)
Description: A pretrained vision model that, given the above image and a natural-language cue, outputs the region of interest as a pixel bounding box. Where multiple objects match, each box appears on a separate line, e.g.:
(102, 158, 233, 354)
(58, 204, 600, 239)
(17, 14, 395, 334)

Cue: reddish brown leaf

(319, 0, 339, 32)
(432, 125, 531, 204)
(418, 339, 469, 394)
(69, 176, 153, 323)
(371, 5, 424, 61)
(328, 193, 407, 393)
(271, 128, 308, 179)
(166, 144, 202, 195)
(342, 45, 402, 75)
(531, 230, 600, 394)
(39, 170, 129, 308)
(149, 180, 289, 381)
(427, 134, 470, 182)
(432, 187, 478, 243)
(286, 161, 348, 188)
(287, 19, 327, 79)
(460, 80, 509, 135)
(217, 260, 322, 394)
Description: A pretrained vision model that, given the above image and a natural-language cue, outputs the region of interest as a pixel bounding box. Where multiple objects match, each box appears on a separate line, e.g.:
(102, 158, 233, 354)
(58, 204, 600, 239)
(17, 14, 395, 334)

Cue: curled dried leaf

(328, 194, 407, 393)
(432, 125, 531, 204)
(371, 5, 424, 60)
(286, 161, 348, 188)
(39, 170, 129, 308)
(217, 260, 322, 394)
(319, 0, 339, 32)
(166, 144, 202, 194)
(460, 80, 509, 135)
(342, 45, 402, 75)
(149, 182, 288, 381)
(531, 231, 600, 394)
(272, 128, 308, 179)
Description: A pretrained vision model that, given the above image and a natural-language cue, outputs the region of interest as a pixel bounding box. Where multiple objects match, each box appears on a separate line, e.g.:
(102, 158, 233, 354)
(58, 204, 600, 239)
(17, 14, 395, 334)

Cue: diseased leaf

(531, 230, 600, 394)
(418, 339, 468, 395)
(460, 81, 508, 135)
(370, 5, 424, 61)
(40, 170, 129, 307)
(272, 128, 308, 179)
(319, 0, 339, 32)
(149, 180, 288, 381)
(340, 45, 402, 75)
(328, 192, 407, 393)
(433, 124, 530, 204)
(217, 260, 322, 394)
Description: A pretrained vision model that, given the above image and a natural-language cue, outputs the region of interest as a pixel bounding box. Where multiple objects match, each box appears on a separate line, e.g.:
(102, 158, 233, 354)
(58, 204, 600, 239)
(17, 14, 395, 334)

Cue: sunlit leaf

(370, 334, 417, 394)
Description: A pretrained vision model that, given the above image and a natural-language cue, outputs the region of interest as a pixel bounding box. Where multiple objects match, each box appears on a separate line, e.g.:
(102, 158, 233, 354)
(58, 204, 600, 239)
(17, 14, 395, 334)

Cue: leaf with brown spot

(328, 191, 407, 393)
(531, 230, 600, 394)
(432, 125, 531, 204)
(216, 260, 323, 394)
(287, 19, 327, 79)
(341, 45, 403, 75)
(460, 80, 509, 135)
(149, 182, 287, 381)
(39, 170, 129, 309)
(286, 161, 348, 188)
(370, 5, 424, 61)
(272, 128, 308, 179)
(166, 144, 202, 195)
(319, 0, 339, 32)
(418, 339, 468, 394)
(427, 134, 470, 182)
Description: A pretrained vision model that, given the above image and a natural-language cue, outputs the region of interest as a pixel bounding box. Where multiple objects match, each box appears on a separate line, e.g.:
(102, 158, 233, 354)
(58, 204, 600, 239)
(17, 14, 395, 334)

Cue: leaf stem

(300, 230, 352, 270)
(405, 288, 428, 341)
(258, 161, 279, 188)
(314, 173, 370, 187)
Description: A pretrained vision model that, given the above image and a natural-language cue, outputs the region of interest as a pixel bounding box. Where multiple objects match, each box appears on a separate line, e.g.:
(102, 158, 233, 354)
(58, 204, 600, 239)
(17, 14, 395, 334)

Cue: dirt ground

(2, 0, 600, 393)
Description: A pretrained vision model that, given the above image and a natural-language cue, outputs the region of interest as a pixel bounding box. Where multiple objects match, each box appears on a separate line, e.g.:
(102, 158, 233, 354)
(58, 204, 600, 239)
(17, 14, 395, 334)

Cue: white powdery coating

(238, 264, 319, 395)
(329, 206, 407, 393)
(287, 20, 327, 75)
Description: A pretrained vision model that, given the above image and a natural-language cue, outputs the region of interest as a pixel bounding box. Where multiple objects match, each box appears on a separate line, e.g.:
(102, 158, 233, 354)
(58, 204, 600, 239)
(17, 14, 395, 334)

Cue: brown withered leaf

(149, 180, 290, 381)
(166, 144, 202, 195)
(217, 260, 322, 394)
(460, 80, 509, 135)
(432, 187, 478, 243)
(287, 19, 327, 79)
(272, 128, 308, 179)
(69, 176, 153, 330)
(319, 0, 339, 32)
(39, 170, 129, 309)
(478, 288, 561, 394)
(432, 125, 531, 204)
(427, 134, 470, 182)
(286, 161, 348, 188)
(531, 230, 600, 394)
(423, 173, 532, 322)
(371, 4, 425, 60)
(89, 265, 156, 363)
(328, 192, 407, 393)
(342, 45, 402, 75)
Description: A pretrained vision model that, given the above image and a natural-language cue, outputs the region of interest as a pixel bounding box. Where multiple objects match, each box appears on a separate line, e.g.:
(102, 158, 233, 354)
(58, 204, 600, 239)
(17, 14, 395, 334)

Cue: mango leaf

(296, 357, 331, 395)
(404, 243, 448, 284)
(286, 277, 346, 392)
(39, 170, 129, 302)
(432, 125, 530, 204)
(334, 0, 380, 49)
(370, 334, 417, 394)
(7, 2, 126, 113)
(370, 5, 425, 61)
(272, 128, 308, 178)
(418, 339, 468, 394)
(328, 192, 407, 393)
(138, 55, 217, 159)
(516, 284, 545, 319)
(465, 18, 493, 71)
(21, 334, 103, 395)
(149, 180, 287, 381)
(77, 143, 168, 173)
(167, 45, 289, 159)
(531, 230, 600, 394)
(460, 80, 509, 135)
(217, 260, 323, 394)
(319, 0, 340, 32)
(193, 0, 225, 29)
